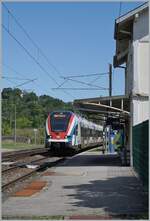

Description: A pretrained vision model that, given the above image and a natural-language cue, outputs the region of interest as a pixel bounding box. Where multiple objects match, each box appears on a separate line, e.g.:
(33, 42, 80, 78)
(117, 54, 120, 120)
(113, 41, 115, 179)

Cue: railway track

(2, 148, 49, 162)
(2, 156, 64, 191)
(2, 168, 38, 191)
(2, 156, 47, 173)
(2, 144, 103, 192)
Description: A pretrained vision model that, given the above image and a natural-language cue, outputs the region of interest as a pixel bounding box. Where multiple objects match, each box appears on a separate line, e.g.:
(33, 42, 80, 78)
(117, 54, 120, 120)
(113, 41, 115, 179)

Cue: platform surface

(2, 151, 148, 219)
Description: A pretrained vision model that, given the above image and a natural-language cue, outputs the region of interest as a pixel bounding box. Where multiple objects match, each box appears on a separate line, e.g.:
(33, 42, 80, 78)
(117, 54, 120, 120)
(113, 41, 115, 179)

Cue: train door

(74, 124, 80, 147)
(77, 123, 82, 148)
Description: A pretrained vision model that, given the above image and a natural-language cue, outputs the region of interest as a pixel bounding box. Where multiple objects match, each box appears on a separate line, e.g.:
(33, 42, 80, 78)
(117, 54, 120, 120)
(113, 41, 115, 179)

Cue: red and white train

(45, 111, 103, 153)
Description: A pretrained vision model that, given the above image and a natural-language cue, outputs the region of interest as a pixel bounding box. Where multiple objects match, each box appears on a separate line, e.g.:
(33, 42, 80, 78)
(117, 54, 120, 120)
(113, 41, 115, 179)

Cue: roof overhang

(74, 95, 130, 125)
(113, 2, 149, 68)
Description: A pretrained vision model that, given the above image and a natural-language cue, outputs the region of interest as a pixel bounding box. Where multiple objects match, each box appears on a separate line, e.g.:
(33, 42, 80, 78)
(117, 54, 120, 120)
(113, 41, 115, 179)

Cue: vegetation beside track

(2, 215, 64, 220)
(2, 213, 149, 220)
(2, 141, 43, 150)
(2, 87, 73, 145)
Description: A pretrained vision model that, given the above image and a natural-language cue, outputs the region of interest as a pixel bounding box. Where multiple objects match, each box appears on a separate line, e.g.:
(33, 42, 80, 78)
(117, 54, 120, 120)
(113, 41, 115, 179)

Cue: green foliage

(2, 88, 73, 141)
(17, 117, 32, 128)
(2, 122, 12, 135)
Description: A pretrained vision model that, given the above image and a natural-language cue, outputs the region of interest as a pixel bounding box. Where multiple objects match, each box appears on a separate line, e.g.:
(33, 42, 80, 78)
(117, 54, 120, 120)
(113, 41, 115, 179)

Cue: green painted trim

(132, 120, 149, 189)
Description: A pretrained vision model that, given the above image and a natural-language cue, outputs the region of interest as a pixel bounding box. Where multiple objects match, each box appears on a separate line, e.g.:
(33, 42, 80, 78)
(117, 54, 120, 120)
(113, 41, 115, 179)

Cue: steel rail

(2, 148, 49, 162)
(2, 157, 64, 191)
(2, 168, 39, 191)
(2, 156, 48, 174)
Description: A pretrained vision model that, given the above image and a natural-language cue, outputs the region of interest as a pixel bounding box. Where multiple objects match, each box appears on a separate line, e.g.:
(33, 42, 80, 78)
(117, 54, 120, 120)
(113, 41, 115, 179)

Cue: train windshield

(50, 112, 72, 132)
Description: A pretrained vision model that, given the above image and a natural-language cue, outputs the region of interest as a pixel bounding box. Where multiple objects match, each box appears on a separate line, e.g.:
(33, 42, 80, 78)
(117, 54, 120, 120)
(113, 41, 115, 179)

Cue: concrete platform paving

(2, 151, 148, 219)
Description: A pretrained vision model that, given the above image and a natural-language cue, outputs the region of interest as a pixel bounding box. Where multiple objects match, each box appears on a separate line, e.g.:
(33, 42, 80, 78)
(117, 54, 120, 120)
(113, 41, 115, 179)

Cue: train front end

(45, 111, 77, 152)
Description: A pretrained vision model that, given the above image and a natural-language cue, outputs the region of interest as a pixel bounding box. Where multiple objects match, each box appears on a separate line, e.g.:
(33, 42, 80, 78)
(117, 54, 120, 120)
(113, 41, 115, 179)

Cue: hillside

(2, 88, 73, 136)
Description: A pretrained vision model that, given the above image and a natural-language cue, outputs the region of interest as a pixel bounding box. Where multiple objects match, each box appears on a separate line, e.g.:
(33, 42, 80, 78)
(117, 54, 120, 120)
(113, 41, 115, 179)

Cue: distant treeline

(2, 88, 73, 136)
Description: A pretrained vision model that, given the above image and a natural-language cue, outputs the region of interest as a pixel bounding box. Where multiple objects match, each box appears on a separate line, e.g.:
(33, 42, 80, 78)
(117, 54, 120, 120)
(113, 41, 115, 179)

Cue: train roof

(77, 115, 103, 131)
(49, 110, 73, 114)
(49, 110, 103, 131)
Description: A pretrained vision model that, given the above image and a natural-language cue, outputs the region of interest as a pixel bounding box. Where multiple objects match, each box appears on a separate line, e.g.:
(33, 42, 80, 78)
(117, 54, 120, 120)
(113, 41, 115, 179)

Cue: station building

(74, 2, 149, 187)
(114, 2, 149, 187)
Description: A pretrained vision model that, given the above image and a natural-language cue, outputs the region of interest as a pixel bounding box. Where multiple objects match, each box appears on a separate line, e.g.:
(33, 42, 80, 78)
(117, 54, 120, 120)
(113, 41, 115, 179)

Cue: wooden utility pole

(109, 63, 112, 97)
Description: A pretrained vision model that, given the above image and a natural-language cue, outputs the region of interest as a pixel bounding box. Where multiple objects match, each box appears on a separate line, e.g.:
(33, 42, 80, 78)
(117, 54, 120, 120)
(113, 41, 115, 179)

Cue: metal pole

(14, 105, 16, 144)
(109, 64, 112, 97)
(34, 129, 37, 145)
(35, 131, 36, 145)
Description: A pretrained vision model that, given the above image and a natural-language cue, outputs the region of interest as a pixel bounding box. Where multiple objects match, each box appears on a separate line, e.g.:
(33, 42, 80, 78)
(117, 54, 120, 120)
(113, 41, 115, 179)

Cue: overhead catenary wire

(2, 63, 28, 78)
(57, 79, 69, 88)
(3, 2, 57, 74)
(52, 88, 108, 91)
(2, 3, 75, 100)
(61, 72, 109, 79)
(4, 78, 16, 85)
(88, 76, 101, 84)
(2, 63, 65, 100)
(2, 3, 109, 99)
(2, 24, 58, 85)
(15, 78, 37, 87)
(3, 75, 37, 88)
(2, 75, 35, 81)
(2, 24, 75, 99)
(60, 72, 109, 92)
(60, 78, 109, 90)
(2, 3, 75, 81)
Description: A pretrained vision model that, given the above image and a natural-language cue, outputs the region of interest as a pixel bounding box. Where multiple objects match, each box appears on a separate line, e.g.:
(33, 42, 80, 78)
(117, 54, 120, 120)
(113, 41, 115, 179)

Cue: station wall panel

(132, 120, 149, 189)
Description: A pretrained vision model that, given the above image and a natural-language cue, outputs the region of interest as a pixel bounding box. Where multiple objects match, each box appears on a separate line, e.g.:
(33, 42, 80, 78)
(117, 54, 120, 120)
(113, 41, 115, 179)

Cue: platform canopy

(74, 95, 130, 125)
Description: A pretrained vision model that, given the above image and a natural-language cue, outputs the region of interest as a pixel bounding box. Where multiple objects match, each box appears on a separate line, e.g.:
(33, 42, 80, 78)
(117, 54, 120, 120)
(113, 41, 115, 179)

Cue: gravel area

(2, 167, 34, 186)
(2, 172, 41, 202)
(2, 155, 46, 171)
(2, 155, 65, 201)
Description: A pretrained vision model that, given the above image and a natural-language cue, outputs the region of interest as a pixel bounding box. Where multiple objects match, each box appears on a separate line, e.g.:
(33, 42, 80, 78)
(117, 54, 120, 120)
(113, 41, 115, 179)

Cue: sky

(2, 1, 145, 102)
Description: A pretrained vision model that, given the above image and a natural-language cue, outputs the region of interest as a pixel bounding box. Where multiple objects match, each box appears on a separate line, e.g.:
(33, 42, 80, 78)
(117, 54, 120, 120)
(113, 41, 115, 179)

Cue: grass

(2, 213, 149, 220)
(2, 215, 64, 220)
(2, 141, 43, 150)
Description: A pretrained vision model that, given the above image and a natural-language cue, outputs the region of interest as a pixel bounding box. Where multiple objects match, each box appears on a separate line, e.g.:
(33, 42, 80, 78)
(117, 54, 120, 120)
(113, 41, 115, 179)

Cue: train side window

(81, 126, 85, 137)
(85, 128, 87, 137)
(90, 129, 92, 136)
(87, 128, 90, 136)
(75, 125, 78, 135)
(85, 128, 88, 137)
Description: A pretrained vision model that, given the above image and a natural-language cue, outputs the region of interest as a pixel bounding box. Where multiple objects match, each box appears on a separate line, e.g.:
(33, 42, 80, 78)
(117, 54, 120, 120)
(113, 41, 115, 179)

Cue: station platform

(2, 150, 148, 219)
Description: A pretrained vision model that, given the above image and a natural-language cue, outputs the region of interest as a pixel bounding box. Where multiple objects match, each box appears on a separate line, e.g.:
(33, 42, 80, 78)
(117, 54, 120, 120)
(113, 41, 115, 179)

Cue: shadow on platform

(59, 153, 122, 167)
(63, 176, 148, 217)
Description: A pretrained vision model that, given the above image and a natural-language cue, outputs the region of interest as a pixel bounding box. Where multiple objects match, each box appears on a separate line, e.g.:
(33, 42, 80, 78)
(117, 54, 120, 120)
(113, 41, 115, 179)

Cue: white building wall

(132, 98, 149, 126)
(125, 10, 149, 96)
(132, 39, 149, 95)
(126, 8, 149, 166)
(133, 9, 149, 41)
(131, 9, 149, 127)
(138, 41, 149, 95)
(116, 6, 149, 166)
